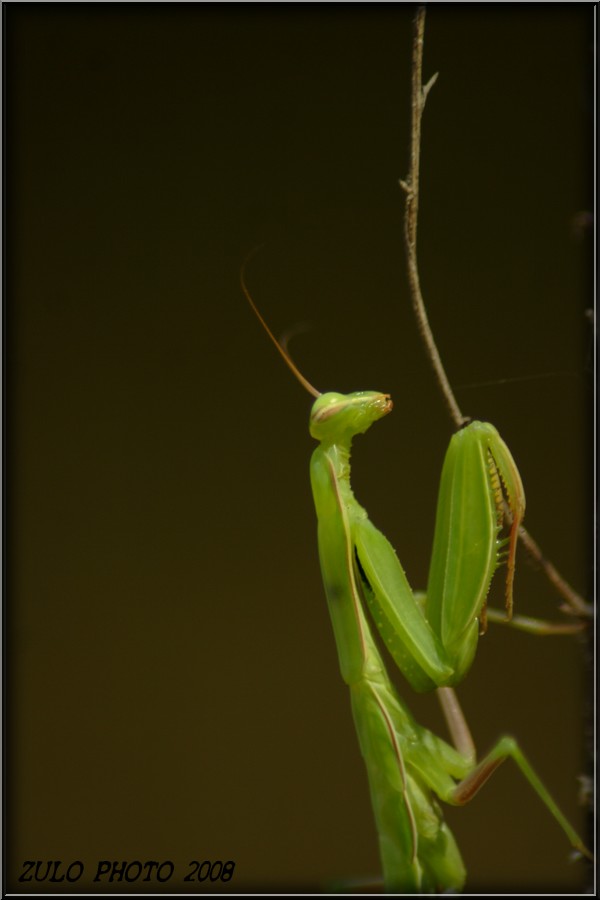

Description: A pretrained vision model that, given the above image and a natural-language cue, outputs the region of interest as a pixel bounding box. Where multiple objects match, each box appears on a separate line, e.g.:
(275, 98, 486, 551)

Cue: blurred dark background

(6, 5, 593, 893)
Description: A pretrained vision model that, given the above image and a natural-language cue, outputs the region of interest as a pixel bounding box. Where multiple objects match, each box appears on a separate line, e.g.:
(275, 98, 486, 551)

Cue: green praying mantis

(241, 264, 591, 892)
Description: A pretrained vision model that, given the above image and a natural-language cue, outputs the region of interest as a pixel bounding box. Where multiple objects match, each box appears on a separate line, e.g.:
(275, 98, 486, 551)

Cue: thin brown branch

(399, 6, 590, 621)
(515, 524, 591, 617)
(399, 7, 464, 429)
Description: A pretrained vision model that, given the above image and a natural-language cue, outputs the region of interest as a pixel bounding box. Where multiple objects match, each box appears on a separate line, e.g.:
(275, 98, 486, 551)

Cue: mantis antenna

(241, 250, 321, 399)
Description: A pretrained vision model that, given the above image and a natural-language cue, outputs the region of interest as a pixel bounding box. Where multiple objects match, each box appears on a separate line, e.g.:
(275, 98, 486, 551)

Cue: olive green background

(6, 5, 593, 894)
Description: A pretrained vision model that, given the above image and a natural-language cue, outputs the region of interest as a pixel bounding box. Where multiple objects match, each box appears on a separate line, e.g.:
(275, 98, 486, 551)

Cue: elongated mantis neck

(317, 437, 351, 472)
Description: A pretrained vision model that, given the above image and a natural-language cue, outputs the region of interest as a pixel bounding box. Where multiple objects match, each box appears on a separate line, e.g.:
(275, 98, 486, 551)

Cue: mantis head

(310, 392, 393, 443)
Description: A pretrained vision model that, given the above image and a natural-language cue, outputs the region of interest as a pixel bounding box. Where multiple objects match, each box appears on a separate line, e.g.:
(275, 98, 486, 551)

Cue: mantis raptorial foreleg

(242, 268, 591, 891)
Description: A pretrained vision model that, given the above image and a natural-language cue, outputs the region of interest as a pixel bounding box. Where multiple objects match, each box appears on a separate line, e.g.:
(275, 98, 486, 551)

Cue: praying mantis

(241, 266, 591, 891)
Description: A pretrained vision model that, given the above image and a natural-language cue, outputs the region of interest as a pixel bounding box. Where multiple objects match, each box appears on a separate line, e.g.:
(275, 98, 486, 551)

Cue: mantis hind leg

(448, 736, 592, 861)
(485, 607, 587, 635)
(436, 686, 475, 765)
